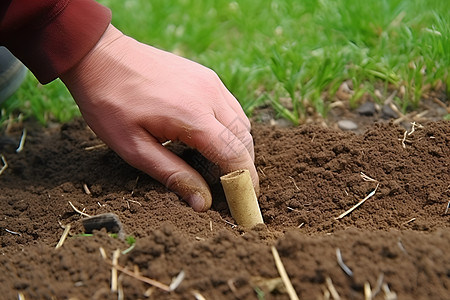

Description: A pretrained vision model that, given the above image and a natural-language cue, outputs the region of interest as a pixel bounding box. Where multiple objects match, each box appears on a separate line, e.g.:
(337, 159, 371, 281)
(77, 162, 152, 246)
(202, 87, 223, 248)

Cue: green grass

(1, 0, 449, 125)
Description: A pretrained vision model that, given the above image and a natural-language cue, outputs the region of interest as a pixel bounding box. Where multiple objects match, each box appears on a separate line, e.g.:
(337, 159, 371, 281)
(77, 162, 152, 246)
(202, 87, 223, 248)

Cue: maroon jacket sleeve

(0, 0, 112, 84)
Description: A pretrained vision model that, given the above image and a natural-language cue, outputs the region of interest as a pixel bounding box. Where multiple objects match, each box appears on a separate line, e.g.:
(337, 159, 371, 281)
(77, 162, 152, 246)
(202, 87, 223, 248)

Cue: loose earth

(0, 117, 449, 299)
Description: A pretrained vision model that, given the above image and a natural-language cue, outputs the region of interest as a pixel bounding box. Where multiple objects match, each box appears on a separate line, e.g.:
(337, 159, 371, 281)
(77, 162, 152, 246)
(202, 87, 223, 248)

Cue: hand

(60, 24, 259, 212)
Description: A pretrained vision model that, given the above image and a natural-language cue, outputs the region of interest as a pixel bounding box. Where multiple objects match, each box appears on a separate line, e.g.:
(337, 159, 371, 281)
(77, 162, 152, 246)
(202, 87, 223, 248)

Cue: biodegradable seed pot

(220, 169, 264, 228)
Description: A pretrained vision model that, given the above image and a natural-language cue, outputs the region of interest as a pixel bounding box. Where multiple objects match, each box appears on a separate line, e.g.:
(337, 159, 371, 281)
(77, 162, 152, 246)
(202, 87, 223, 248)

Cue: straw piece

(111, 263, 171, 292)
(0, 154, 8, 175)
(169, 270, 185, 291)
(364, 282, 371, 300)
(111, 249, 120, 292)
(325, 277, 340, 300)
(117, 274, 124, 300)
(83, 183, 91, 195)
(192, 290, 207, 300)
(55, 224, 71, 249)
(68, 201, 91, 217)
(335, 183, 379, 220)
(16, 128, 27, 153)
(5, 228, 21, 236)
(371, 273, 384, 299)
(84, 144, 107, 150)
(271, 246, 300, 300)
(336, 248, 353, 277)
(99, 247, 107, 259)
(220, 169, 263, 228)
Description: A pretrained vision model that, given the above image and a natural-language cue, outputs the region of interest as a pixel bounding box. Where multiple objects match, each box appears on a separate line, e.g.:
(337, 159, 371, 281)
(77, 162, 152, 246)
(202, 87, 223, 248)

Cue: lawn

(1, 0, 449, 125)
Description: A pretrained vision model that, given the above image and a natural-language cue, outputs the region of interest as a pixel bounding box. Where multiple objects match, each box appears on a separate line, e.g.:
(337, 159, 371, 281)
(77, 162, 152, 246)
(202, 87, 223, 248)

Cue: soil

(0, 112, 449, 299)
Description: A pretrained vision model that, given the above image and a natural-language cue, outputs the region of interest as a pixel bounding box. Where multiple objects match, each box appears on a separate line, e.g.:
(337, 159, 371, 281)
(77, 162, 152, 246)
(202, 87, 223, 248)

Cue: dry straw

(271, 246, 300, 300)
(0, 154, 8, 175)
(16, 128, 27, 153)
(335, 183, 379, 220)
(55, 224, 71, 249)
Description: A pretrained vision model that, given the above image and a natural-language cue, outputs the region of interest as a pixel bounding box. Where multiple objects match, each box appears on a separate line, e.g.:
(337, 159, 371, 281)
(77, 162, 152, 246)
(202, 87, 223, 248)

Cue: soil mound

(0, 119, 449, 299)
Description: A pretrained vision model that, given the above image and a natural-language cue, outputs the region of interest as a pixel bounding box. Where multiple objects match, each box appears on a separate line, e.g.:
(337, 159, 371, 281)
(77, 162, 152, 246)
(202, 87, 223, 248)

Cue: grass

(1, 0, 449, 126)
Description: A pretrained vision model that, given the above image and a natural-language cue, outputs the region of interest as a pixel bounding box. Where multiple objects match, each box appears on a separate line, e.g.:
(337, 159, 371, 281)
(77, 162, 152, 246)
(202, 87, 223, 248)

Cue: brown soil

(0, 117, 449, 300)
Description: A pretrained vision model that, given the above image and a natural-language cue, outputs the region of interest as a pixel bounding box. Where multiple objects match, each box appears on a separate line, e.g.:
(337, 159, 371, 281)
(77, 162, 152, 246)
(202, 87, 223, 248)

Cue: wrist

(60, 24, 123, 85)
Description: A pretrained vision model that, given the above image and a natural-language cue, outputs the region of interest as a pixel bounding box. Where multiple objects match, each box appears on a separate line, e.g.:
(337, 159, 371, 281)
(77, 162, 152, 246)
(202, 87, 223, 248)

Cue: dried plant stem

(325, 277, 340, 300)
(83, 183, 91, 195)
(271, 246, 300, 300)
(130, 176, 140, 196)
(84, 144, 107, 150)
(360, 172, 377, 182)
(117, 274, 124, 300)
(192, 290, 207, 300)
(0, 154, 8, 175)
(401, 217, 416, 225)
(335, 183, 379, 220)
(400, 122, 423, 148)
(336, 248, 353, 277)
(408, 122, 423, 135)
(111, 249, 120, 292)
(371, 273, 384, 299)
(5, 228, 21, 235)
(169, 270, 185, 291)
(68, 201, 91, 217)
(322, 288, 331, 300)
(400, 130, 408, 148)
(288, 176, 300, 190)
(162, 140, 172, 147)
(382, 283, 397, 300)
(99, 247, 107, 259)
(111, 263, 171, 292)
(55, 224, 71, 249)
(364, 282, 371, 300)
(222, 219, 237, 228)
(100, 250, 171, 292)
(16, 128, 27, 153)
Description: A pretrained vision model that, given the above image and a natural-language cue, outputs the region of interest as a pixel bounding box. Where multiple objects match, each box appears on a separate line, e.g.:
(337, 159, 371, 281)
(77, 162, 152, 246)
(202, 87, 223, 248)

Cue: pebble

(356, 102, 376, 116)
(382, 104, 399, 119)
(82, 213, 125, 239)
(337, 120, 358, 131)
(270, 118, 293, 128)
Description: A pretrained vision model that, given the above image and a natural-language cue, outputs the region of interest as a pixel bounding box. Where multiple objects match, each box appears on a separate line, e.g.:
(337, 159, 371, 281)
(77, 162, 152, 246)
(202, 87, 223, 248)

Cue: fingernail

(186, 193, 205, 212)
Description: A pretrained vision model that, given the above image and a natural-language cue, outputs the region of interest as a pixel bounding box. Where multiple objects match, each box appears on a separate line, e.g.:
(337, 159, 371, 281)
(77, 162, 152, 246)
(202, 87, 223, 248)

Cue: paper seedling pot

(220, 169, 264, 228)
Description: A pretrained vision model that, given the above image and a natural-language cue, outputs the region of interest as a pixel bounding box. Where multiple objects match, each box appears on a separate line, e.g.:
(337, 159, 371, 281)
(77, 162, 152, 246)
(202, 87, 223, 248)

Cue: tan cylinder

(220, 169, 264, 228)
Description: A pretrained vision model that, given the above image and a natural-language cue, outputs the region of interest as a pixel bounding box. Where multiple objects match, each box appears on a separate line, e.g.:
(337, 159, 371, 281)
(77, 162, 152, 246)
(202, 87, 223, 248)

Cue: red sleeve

(0, 0, 112, 84)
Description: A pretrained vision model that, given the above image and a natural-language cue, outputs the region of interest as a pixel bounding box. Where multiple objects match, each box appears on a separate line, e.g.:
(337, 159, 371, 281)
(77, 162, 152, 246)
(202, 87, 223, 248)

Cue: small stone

(356, 102, 376, 116)
(337, 120, 358, 131)
(382, 104, 399, 119)
(274, 118, 293, 128)
(82, 213, 124, 239)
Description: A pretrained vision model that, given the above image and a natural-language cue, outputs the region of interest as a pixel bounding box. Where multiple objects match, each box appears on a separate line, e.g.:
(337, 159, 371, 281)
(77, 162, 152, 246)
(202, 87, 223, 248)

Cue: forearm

(0, 0, 111, 83)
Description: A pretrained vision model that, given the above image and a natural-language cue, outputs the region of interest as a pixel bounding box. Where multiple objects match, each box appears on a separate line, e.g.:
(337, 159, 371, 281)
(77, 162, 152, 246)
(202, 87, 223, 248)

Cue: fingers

(214, 105, 255, 161)
(178, 114, 260, 196)
(118, 130, 213, 212)
(205, 78, 255, 160)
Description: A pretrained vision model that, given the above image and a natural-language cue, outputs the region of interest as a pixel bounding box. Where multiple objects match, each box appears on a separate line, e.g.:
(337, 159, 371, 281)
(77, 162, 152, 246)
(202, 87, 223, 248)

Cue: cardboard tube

(220, 169, 264, 228)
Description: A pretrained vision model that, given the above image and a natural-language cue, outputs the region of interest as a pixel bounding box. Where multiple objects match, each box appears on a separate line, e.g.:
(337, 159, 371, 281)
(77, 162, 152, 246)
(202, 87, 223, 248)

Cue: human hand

(60, 24, 258, 212)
